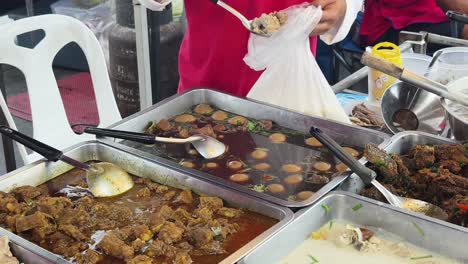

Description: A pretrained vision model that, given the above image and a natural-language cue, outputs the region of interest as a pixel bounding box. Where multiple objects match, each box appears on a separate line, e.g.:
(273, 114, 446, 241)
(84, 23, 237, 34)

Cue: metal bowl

(441, 77, 468, 141)
(381, 82, 446, 135)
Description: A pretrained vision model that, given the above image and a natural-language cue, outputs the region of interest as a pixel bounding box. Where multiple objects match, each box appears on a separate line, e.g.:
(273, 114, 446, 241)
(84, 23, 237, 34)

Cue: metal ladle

(208, 0, 272, 37)
(84, 127, 227, 159)
(361, 52, 468, 108)
(310, 126, 448, 221)
(0, 126, 134, 197)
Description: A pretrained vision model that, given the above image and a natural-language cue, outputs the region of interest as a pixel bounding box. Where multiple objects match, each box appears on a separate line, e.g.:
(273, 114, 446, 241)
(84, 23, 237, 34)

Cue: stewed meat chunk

(199, 197, 223, 210)
(97, 233, 134, 260)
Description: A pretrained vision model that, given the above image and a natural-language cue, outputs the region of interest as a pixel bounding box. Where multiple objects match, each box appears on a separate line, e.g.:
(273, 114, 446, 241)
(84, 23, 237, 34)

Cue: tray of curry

(0, 140, 293, 264)
(340, 131, 468, 230)
(107, 89, 390, 208)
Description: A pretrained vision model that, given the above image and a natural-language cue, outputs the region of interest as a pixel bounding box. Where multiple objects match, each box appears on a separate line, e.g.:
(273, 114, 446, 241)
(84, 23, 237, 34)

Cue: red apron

(178, 0, 318, 97)
(360, 0, 447, 45)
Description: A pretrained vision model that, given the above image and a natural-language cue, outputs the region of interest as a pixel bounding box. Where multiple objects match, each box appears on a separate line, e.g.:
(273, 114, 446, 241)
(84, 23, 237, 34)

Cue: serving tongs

(208, 0, 272, 37)
(84, 127, 226, 159)
(310, 126, 449, 221)
(0, 126, 134, 197)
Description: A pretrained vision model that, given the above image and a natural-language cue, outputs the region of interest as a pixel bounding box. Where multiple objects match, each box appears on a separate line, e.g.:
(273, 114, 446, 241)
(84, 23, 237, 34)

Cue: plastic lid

(372, 42, 401, 60)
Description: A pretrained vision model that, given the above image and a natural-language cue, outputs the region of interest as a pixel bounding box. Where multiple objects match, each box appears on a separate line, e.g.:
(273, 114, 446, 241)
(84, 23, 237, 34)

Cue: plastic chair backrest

(0, 14, 121, 164)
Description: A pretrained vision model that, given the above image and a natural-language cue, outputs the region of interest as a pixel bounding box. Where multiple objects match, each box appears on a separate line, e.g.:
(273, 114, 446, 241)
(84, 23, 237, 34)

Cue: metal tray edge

(104, 89, 391, 208)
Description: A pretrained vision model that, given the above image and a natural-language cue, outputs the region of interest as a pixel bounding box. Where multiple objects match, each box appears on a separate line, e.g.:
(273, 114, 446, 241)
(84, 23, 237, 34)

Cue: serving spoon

(84, 127, 226, 159)
(310, 126, 449, 221)
(208, 0, 272, 37)
(0, 126, 134, 197)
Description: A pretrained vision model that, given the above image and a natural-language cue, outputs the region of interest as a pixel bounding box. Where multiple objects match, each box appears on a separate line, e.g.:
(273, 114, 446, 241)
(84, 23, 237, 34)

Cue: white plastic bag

(244, 3, 351, 124)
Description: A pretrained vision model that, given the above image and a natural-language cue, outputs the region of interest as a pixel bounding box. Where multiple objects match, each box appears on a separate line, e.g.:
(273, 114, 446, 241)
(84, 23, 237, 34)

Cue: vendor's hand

(310, 0, 347, 35)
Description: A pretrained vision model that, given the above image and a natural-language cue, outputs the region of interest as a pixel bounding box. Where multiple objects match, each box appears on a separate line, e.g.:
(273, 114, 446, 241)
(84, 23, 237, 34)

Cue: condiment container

(367, 42, 403, 104)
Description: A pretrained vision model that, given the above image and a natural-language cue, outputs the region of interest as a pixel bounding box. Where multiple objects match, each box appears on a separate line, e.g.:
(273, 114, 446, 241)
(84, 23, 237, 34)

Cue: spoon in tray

(0, 126, 134, 197)
(208, 0, 272, 37)
(310, 126, 449, 221)
(84, 127, 227, 159)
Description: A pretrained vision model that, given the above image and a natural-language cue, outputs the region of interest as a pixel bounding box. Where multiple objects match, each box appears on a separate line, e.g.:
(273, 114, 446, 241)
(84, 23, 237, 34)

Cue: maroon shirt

(178, 0, 318, 97)
(361, 0, 447, 45)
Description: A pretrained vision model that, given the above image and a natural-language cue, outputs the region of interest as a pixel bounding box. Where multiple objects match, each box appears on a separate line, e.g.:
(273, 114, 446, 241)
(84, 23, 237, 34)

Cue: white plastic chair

(0, 14, 121, 164)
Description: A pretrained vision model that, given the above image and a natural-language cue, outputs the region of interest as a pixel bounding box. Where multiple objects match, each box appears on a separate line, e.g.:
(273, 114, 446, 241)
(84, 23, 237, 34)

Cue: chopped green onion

(247, 121, 256, 131)
(307, 254, 319, 263)
(321, 204, 331, 214)
(412, 221, 425, 237)
(352, 203, 363, 212)
(329, 220, 333, 230)
(460, 161, 466, 167)
(410, 255, 432, 260)
(250, 184, 266, 193)
(374, 160, 384, 168)
(287, 195, 296, 202)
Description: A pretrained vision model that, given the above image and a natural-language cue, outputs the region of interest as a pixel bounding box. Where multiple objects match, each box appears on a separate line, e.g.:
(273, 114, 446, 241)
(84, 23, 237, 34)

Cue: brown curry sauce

(0, 168, 277, 264)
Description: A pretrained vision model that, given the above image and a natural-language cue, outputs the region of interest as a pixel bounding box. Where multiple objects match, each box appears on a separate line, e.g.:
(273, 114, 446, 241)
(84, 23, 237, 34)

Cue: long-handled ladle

(84, 127, 226, 159)
(0, 126, 134, 197)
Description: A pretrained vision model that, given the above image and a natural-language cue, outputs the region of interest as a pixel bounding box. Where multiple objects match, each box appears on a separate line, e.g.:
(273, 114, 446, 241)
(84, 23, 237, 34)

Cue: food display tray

(0, 140, 294, 264)
(339, 131, 457, 195)
(107, 88, 390, 208)
(0, 228, 63, 264)
(240, 191, 468, 264)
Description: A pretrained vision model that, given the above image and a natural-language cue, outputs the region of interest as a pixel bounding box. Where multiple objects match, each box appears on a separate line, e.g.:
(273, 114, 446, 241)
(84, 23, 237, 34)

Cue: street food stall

(0, 1, 468, 264)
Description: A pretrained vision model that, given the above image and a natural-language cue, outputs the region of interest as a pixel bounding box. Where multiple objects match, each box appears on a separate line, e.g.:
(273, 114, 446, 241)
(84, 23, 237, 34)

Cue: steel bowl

(441, 77, 468, 141)
(381, 82, 446, 135)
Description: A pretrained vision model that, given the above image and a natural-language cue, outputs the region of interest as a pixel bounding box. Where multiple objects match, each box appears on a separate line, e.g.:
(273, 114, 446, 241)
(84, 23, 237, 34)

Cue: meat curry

(0, 168, 277, 264)
(361, 143, 468, 227)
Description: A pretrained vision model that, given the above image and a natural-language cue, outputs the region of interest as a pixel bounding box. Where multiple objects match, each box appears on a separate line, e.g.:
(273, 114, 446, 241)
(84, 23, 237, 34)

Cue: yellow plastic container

(368, 42, 403, 103)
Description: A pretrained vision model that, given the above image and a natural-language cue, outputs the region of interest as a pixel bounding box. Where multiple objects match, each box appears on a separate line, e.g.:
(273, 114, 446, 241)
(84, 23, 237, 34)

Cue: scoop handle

(0, 125, 62, 162)
(310, 127, 376, 185)
(361, 52, 404, 79)
(84, 127, 156, 145)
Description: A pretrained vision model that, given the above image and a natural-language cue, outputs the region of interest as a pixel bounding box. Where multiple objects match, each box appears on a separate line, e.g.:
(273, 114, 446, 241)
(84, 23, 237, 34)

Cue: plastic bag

(52, 0, 114, 66)
(244, 3, 350, 124)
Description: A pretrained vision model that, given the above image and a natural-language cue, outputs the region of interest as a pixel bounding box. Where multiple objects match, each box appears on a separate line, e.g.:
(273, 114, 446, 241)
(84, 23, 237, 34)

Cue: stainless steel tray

(240, 191, 468, 264)
(0, 140, 294, 264)
(339, 131, 457, 195)
(0, 228, 63, 264)
(106, 89, 390, 208)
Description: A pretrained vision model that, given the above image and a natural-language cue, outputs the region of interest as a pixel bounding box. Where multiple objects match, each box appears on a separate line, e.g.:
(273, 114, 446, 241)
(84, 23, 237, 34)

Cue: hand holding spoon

(208, 0, 273, 37)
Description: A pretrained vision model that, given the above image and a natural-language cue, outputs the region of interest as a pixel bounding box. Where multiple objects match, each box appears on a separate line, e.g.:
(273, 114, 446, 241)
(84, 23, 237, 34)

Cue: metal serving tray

(106, 89, 390, 208)
(240, 191, 468, 264)
(339, 131, 457, 195)
(0, 228, 61, 264)
(0, 140, 294, 264)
